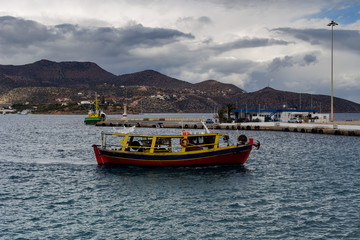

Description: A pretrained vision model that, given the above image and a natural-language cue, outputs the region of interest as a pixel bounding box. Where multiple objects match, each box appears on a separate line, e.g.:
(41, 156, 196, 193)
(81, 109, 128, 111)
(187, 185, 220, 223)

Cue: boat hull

(92, 144, 253, 167)
(84, 117, 102, 125)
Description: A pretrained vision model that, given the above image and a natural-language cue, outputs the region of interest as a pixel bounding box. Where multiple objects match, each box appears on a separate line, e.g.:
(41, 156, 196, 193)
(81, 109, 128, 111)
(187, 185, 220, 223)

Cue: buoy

(180, 138, 189, 147)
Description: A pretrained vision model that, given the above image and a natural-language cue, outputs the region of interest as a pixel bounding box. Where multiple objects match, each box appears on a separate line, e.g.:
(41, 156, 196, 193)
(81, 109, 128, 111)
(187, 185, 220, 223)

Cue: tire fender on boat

(180, 138, 189, 147)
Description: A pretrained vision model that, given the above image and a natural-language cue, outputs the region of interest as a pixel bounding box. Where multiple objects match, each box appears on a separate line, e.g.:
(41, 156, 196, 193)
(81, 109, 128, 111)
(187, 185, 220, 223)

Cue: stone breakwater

(96, 118, 360, 136)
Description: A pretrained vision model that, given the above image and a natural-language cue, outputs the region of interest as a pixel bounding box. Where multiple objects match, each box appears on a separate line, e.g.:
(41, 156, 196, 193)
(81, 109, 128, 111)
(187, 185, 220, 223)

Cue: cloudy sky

(1, 0, 360, 103)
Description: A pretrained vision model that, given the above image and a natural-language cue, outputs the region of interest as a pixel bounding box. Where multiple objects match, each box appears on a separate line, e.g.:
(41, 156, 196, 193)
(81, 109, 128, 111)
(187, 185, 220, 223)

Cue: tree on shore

(217, 103, 236, 123)
(217, 108, 226, 123)
(226, 103, 236, 121)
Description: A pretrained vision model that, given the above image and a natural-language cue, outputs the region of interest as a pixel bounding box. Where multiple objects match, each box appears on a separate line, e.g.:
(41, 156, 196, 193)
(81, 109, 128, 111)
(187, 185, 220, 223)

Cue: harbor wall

(95, 118, 360, 136)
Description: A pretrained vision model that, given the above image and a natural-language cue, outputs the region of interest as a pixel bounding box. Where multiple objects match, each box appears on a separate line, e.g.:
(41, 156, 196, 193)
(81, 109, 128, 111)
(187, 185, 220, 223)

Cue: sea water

(0, 114, 359, 239)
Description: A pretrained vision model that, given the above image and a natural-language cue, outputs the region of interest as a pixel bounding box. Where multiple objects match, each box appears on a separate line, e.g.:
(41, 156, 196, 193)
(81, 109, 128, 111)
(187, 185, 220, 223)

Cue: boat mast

(95, 92, 99, 112)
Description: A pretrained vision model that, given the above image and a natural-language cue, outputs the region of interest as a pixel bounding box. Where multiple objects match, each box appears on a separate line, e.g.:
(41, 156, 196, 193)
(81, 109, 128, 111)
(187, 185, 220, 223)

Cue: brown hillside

(117, 70, 191, 89)
(193, 80, 246, 94)
(237, 87, 360, 113)
(0, 60, 117, 93)
(0, 60, 359, 113)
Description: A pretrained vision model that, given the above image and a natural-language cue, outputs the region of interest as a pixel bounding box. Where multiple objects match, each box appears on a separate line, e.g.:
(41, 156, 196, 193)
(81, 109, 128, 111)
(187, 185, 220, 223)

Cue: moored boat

(92, 130, 260, 167)
(84, 96, 106, 125)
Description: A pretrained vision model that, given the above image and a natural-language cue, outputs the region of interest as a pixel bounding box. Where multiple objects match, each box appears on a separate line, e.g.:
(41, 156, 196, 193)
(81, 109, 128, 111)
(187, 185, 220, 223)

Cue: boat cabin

(101, 132, 228, 154)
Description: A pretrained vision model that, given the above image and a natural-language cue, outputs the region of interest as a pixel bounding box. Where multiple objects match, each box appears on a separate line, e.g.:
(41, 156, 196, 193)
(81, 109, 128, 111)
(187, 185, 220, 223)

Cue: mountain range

(1, 59, 359, 113)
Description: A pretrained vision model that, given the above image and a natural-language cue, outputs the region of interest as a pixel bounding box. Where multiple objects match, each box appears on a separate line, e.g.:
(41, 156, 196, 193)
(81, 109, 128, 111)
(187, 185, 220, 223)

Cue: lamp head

(327, 20, 338, 26)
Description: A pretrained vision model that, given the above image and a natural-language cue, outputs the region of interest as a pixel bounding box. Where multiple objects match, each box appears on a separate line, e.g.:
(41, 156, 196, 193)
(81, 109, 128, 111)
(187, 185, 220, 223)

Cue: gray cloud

(268, 56, 294, 72)
(202, 59, 257, 75)
(272, 27, 360, 53)
(175, 16, 213, 33)
(0, 16, 194, 62)
(117, 23, 194, 46)
(268, 53, 318, 72)
(0, 16, 54, 46)
(55, 24, 179, 50)
(177, 16, 212, 25)
(198, 16, 212, 24)
(212, 38, 289, 53)
(302, 54, 317, 65)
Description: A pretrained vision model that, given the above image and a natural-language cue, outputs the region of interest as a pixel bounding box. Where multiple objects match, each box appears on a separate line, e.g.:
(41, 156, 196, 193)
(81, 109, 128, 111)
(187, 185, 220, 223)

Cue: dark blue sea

(1, 114, 359, 239)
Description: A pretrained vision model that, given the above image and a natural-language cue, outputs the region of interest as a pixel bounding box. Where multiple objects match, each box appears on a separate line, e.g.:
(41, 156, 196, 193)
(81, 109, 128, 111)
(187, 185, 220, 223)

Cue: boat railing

(101, 132, 221, 153)
(123, 142, 216, 153)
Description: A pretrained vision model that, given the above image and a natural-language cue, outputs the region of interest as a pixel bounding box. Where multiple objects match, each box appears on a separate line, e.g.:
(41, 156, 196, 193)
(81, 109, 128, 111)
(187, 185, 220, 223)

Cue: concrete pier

(96, 117, 360, 136)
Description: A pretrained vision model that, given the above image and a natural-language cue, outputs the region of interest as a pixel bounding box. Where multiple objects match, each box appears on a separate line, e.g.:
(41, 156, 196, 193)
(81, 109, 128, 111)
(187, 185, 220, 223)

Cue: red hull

(93, 144, 253, 167)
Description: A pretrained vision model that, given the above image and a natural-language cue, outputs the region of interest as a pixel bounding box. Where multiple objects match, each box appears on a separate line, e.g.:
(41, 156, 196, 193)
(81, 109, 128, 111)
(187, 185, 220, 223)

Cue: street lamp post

(327, 20, 338, 122)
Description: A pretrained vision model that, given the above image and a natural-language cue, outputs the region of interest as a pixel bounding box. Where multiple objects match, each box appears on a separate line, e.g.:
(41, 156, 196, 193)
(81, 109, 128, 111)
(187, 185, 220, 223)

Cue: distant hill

(117, 70, 192, 89)
(193, 80, 245, 93)
(0, 59, 360, 113)
(238, 87, 360, 113)
(0, 59, 117, 93)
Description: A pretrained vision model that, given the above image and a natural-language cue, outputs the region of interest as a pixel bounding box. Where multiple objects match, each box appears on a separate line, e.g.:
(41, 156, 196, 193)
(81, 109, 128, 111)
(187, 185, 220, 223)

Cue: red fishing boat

(92, 130, 260, 167)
